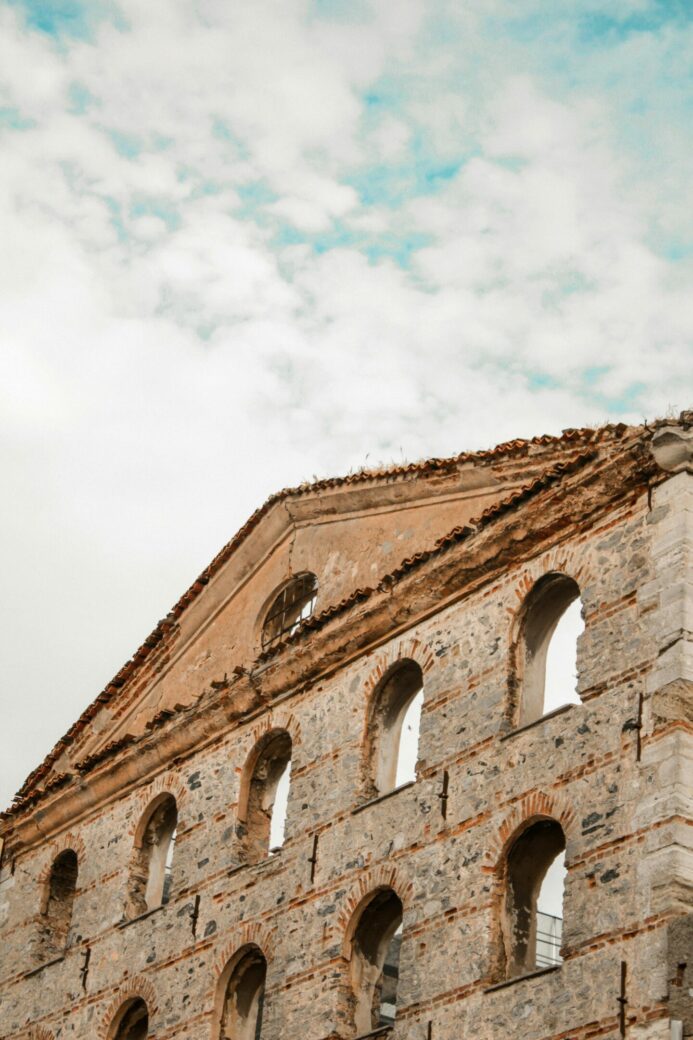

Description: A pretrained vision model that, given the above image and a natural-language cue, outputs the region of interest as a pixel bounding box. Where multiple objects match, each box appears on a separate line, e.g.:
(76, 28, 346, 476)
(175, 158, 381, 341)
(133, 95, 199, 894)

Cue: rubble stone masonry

(0, 417, 691, 1040)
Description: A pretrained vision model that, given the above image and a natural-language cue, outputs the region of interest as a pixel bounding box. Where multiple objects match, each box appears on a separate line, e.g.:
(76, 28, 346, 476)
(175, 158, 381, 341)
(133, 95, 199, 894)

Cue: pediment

(14, 424, 635, 801)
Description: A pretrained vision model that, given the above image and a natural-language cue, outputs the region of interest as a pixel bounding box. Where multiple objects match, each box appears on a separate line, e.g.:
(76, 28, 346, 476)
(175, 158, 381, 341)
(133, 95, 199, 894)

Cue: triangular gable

(13, 423, 633, 804)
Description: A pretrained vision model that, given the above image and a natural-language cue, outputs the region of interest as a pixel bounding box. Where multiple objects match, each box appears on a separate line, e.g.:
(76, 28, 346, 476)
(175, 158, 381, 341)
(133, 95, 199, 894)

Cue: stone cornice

(12, 424, 632, 803)
(0, 428, 658, 856)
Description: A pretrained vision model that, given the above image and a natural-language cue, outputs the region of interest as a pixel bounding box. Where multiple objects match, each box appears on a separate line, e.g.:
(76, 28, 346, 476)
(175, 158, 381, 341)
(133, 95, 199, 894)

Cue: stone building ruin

(1, 414, 692, 1040)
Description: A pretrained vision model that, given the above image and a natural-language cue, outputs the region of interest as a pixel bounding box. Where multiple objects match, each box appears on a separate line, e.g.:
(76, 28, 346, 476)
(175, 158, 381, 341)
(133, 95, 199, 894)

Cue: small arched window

(515, 573, 583, 726)
(41, 849, 78, 958)
(214, 946, 267, 1040)
(109, 998, 149, 1040)
(364, 661, 423, 799)
(501, 819, 566, 979)
(261, 573, 317, 649)
(239, 731, 292, 864)
(127, 794, 178, 918)
(349, 889, 403, 1035)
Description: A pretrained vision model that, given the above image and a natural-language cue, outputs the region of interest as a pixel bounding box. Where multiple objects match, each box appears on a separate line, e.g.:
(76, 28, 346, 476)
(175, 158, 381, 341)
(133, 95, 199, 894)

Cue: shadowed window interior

(502, 819, 566, 978)
(41, 848, 78, 959)
(217, 947, 267, 1040)
(242, 731, 292, 863)
(517, 574, 583, 726)
(364, 660, 424, 800)
(111, 997, 149, 1040)
(127, 794, 178, 917)
(261, 573, 318, 649)
(350, 889, 403, 1036)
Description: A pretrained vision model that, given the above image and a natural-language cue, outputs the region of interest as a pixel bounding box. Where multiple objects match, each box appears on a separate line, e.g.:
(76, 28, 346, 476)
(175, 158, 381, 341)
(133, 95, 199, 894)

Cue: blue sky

(0, 0, 692, 805)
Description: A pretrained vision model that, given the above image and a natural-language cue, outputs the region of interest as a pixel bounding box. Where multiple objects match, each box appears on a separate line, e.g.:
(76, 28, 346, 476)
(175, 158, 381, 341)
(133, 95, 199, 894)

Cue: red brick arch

(483, 790, 577, 874)
(97, 976, 158, 1040)
(212, 921, 277, 977)
(506, 546, 595, 630)
(127, 773, 187, 842)
(37, 831, 86, 883)
(247, 707, 302, 751)
(361, 637, 436, 706)
(335, 863, 415, 958)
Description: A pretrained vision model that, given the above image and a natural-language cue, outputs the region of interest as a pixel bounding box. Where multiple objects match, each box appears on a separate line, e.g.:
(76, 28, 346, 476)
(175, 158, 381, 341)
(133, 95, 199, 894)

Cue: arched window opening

(241, 732, 292, 863)
(502, 820, 566, 979)
(127, 794, 178, 918)
(365, 661, 423, 799)
(41, 849, 78, 958)
(350, 889, 403, 1036)
(261, 573, 318, 649)
(215, 947, 267, 1040)
(110, 998, 149, 1040)
(516, 574, 583, 726)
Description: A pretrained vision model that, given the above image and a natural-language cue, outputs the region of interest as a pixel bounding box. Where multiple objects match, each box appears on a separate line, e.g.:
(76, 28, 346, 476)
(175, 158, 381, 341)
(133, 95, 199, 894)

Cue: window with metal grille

(502, 819, 566, 979)
(261, 573, 318, 648)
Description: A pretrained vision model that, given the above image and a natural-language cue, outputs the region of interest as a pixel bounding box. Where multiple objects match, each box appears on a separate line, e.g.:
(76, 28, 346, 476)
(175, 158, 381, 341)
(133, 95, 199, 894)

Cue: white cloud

(0, 0, 691, 807)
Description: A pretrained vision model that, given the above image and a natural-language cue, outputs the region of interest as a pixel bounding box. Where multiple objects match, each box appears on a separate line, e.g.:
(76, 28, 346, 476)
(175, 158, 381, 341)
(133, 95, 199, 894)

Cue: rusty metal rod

(438, 770, 449, 820)
(190, 893, 201, 938)
(80, 946, 91, 991)
(618, 960, 627, 1038)
(308, 833, 319, 882)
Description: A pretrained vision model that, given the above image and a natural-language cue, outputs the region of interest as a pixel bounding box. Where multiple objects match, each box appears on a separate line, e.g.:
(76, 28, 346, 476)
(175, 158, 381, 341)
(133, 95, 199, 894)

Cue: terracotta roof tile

(75, 734, 137, 775)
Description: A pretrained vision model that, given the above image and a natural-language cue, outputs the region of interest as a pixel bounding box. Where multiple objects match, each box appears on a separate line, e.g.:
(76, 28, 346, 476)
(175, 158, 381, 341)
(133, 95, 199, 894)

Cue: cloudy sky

(1, 0, 692, 809)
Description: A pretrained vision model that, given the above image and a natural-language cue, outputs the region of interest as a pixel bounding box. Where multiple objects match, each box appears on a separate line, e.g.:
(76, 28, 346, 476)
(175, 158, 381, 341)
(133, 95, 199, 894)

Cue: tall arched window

(214, 946, 267, 1040)
(261, 573, 318, 649)
(515, 573, 583, 726)
(127, 794, 178, 918)
(238, 731, 292, 864)
(501, 819, 566, 979)
(109, 998, 149, 1040)
(363, 661, 423, 800)
(349, 889, 403, 1035)
(41, 849, 78, 958)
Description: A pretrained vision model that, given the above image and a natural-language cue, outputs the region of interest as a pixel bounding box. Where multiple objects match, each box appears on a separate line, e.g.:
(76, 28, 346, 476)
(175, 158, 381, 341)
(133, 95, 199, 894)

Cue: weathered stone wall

(54, 435, 593, 764)
(0, 462, 691, 1040)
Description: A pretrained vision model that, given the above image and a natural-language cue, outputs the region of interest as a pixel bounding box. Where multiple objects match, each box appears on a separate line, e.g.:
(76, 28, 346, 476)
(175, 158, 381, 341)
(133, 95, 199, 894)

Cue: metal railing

(536, 911, 563, 968)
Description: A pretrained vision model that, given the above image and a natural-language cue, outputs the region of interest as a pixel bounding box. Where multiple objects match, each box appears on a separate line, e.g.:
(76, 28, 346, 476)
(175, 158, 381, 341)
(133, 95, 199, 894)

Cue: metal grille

(262, 574, 318, 648)
(535, 911, 563, 968)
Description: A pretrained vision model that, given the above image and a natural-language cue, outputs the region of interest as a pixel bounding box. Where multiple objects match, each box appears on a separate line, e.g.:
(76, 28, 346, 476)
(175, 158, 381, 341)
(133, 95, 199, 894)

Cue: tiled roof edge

(9, 421, 633, 803)
(255, 447, 600, 661)
(5, 424, 657, 822)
